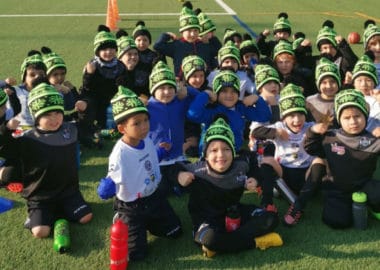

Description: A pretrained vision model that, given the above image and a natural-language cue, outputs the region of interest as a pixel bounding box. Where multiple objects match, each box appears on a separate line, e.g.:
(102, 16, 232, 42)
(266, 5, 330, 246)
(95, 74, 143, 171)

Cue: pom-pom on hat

(194, 8, 216, 36)
(273, 40, 294, 60)
(334, 89, 368, 124)
(218, 40, 241, 66)
(181, 55, 207, 82)
(179, 2, 201, 33)
(279, 83, 307, 118)
(132, 20, 152, 43)
(316, 20, 337, 50)
(0, 87, 8, 107)
(149, 61, 177, 95)
(93, 25, 117, 55)
(223, 28, 242, 44)
(315, 57, 341, 89)
(20, 50, 46, 81)
(363, 20, 380, 49)
(351, 53, 379, 86)
(273, 12, 292, 35)
(116, 29, 137, 59)
(28, 82, 64, 120)
(203, 117, 236, 157)
(240, 34, 260, 58)
(212, 69, 240, 94)
(111, 85, 148, 124)
(255, 64, 280, 90)
(41, 47, 66, 76)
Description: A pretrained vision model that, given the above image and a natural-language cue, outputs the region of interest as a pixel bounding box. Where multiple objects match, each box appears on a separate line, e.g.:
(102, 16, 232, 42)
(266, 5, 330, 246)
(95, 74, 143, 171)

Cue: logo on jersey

(331, 143, 345, 155)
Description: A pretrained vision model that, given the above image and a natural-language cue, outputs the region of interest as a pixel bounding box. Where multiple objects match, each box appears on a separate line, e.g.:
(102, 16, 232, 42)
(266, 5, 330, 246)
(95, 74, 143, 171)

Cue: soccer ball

(347, 32, 360, 44)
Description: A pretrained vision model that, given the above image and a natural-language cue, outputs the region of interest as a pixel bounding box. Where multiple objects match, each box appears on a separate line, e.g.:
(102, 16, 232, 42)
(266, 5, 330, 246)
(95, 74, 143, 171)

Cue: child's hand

(178, 171, 195, 187)
(167, 32, 177, 40)
(4, 77, 17, 86)
(54, 84, 71, 94)
(6, 118, 20, 130)
(311, 123, 329, 135)
(63, 81, 74, 90)
(4, 86, 15, 96)
(205, 90, 217, 103)
(276, 128, 289, 140)
(371, 127, 380, 138)
(245, 177, 258, 191)
(262, 29, 271, 37)
(242, 94, 259, 107)
(159, 141, 172, 151)
(85, 62, 96, 74)
(301, 39, 312, 47)
(75, 100, 87, 112)
(176, 79, 187, 100)
(335, 35, 343, 44)
(139, 94, 149, 106)
(344, 71, 353, 85)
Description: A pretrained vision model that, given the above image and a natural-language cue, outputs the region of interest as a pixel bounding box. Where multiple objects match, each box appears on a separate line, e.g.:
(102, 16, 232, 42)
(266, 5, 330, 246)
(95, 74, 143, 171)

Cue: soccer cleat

(283, 203, 302, 226)
(264, 204, 278, 213)
(255, 232, 283, 250)
(202, 245, 216, 258)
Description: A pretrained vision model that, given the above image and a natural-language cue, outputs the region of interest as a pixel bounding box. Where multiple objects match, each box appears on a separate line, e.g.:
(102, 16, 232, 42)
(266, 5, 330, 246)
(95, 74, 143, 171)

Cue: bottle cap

(352, 192, 367, 203)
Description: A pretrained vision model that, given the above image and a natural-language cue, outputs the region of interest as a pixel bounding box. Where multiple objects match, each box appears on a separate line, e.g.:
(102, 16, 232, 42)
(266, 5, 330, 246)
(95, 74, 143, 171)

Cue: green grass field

(0, 1, 380, 269)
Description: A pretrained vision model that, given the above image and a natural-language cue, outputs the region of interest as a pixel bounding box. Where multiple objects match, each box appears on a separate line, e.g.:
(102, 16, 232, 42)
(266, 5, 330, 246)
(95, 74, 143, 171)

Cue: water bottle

(110, 219, 129, 270)
(53, 219, 71, 253)
(225, 205, 241, 232)
(352, 192, 367, 230)
(106, 104, 116, 130)
(275, 178, 297, 204)
(0, 197, 13, 214)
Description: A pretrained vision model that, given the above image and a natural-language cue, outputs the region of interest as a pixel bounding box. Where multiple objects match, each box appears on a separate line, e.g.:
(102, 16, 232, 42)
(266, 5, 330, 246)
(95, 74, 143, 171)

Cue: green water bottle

(53, 219, 70, 253)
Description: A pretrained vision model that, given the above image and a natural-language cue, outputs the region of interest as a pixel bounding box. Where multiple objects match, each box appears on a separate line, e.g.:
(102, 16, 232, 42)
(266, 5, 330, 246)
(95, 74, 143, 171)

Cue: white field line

(214, 0, 236, 15)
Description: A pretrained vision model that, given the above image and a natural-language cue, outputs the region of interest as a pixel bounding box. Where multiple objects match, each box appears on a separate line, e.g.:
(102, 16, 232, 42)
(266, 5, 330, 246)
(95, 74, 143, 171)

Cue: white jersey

(14, 86, 34, 127)
(108, 137, 161, 202)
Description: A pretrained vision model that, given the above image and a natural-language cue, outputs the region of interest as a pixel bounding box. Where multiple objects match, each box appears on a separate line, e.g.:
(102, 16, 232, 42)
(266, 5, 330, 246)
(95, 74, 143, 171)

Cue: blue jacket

(187, 92, 271, 151)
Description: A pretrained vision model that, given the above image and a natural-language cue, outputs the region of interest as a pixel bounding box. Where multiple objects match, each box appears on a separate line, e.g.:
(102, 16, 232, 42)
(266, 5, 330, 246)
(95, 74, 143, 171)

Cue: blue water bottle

(106, 105, 116, 130)
(0, 197, 13, 214)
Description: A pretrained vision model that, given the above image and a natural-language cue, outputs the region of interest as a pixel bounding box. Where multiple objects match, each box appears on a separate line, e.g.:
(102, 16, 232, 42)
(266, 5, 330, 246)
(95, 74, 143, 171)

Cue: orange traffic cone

(111, 0, 120, 22)
(106, 0, 117, 31)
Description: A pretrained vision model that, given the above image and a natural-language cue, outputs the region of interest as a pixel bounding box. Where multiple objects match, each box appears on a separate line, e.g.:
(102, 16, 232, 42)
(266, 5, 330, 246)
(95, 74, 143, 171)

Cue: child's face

(154, 84, 176, 104)
(232, 36, 242, 48)
(120, 49, 139, 71)
(340, 107, 366, 135)
(353, 75, 375, 96)
(221, 57, 239, 72)
(48, 68, 66, 85)
(98, 47, 117, 62)
(187, 70, 205, 89)
(205, 140, 233, 173)
(242, 53, 258, 66)
(319, 43, 337, 57)
(182, 28, 200, 43)
(283, 112, 306, 133)
(371, 89, 380, 103)
(217, 87, 239, 108)
(367, 35, 380, 62)
(37, 111, 63, 131)
(118, 113, 150, 146)
(275, 54, 295, 76)
(24, 67, 46, 90)
(0, 104, 6, 118)
(274, 31, 290, 41)
(261, 81, 280, 96)
(319, 76, 339, 100)
(135, 35, 150, 51)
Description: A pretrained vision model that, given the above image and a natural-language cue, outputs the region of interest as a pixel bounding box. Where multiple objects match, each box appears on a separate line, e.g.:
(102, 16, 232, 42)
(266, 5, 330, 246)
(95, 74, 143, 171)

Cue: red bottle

(225, 205, 241, 232)
(110, 219, 129, 270)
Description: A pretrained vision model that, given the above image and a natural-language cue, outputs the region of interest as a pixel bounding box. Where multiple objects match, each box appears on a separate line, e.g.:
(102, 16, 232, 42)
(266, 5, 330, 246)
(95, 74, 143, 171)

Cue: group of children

(0, 0, 380, 263)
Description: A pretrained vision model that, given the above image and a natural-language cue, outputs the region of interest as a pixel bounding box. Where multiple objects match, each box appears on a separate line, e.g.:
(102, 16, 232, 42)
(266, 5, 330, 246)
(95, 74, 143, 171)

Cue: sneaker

(24, 217, 31, 229)
(202, 245, 216, 258)
(255, 232, 283, 250)
(264, 204, 278, 213)
(283, 204, 302, 226)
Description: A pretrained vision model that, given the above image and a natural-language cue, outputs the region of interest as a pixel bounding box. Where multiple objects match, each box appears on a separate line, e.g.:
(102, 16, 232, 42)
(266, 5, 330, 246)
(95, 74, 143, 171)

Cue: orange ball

(348, 32, 360, 44)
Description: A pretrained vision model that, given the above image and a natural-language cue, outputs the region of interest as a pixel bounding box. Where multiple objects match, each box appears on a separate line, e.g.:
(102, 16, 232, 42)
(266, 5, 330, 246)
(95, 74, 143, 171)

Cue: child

(0, 83, 93, 238)
(77, 25, 126, 147)
(188, 69, 271, 153)
(363, 20, 380, 89)
(207, 41, 256, 99)
(102, 86, 182, 261)
(306, 57, 341, 127)
(251, 84, 317, 212)
(194, 8, 222, 55)
(176, 117, 283, 257)
(13, 50, 47, 129)
(239, 34, 261, 83)
(41, 46, 80, 122)
(147, 61, 198, 195)
(257, 12, 292, 58)
(223, 28, 243, 48)
(153, 2, 219, 76)
(303, 89, 380, 229)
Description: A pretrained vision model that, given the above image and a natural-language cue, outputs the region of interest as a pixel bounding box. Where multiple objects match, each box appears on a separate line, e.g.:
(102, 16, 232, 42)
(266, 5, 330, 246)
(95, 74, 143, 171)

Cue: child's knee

(79, 213, 93, 224)
(31, 225, 51, 238)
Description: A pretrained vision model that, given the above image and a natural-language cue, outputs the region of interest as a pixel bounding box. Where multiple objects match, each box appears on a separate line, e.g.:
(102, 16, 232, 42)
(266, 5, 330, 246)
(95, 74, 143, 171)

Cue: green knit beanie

(279, 83, 307, 118)
(316, 21, 337, 49)
(240, 39, 260, 58)
(273, 40, 294, 60)
(352, 54, 379, 86)
(315, 57, 341, 89)
(117, 35, 137, 59)
(111, 85, 148, 124)
(149, 61, 177, 95)
(179, 5, 200, 33)
(181, 55, 207, 82)
(363, 20, 380, 49)
(132, 20, 152, 43)
(218, 40, 241, 66)
(204, 117, 236, 157)
(196, 9, 216, 36)
(255, 64, 280, 91)
(93, 25, 117, 54)
(223, 28, 242, 44)
(334, 89, 368, 124)
(28, 83, 64, 120)
(0, 88, 8, 107)
(20, 52, 46, 81)
(273, 12, 292, 34)
(41, 47, 66, 76)
(212, 69, 240, 94)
